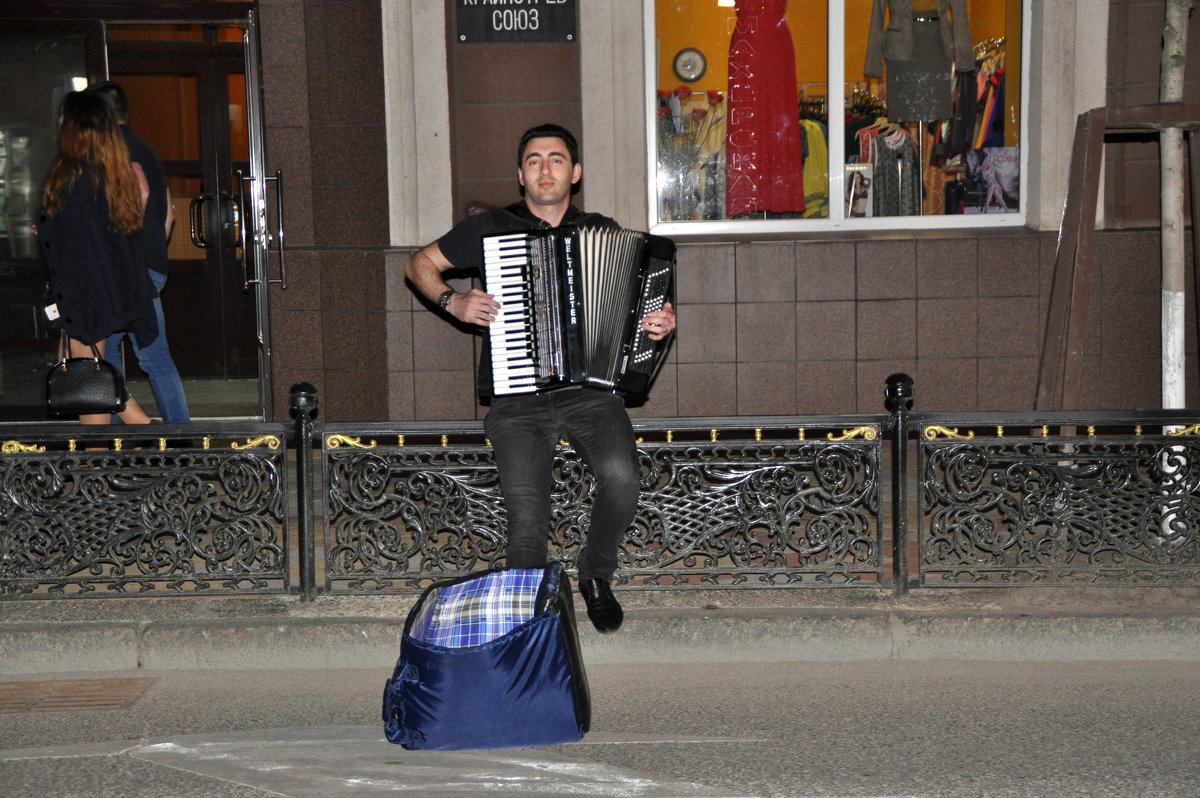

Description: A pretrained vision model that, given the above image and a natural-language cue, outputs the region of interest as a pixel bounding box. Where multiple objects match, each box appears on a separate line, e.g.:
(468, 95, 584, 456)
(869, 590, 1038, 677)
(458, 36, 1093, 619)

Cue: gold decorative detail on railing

(326, 435, 376, 450)
(667, 430, 674, 443)
(159, 438, 167, 451)
(231, 435, 281, 450)
(1136, 425, 1143, 436)
(1088, 425, 1096, 437)
(923, 426, 974, 440)
(829, 426, 878, 441)
(1042, 426, 1049, 438)
(798, 427, 805, 440)
(399, 435, 406, 446)
(69, 439, 77, 452)
(203, 437, 211, 450)
(441, 435, 448, 447)
(997, 426, 1004, 438)
(114, 438, 123, 451)
(755, 428, 762, 441)
(2, 441, 46, 453)
(710, 429, 718, 442)
(1167, 424, 1200, 437)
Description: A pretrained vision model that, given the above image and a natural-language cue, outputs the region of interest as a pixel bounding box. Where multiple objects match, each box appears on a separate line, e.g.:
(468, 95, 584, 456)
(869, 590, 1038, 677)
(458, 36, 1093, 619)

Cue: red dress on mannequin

(725, 0, 806, 216)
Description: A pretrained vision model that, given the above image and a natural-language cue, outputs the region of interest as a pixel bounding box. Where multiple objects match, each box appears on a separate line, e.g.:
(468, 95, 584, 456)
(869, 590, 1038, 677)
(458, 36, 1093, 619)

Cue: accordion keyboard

(483, 233, 538, 395)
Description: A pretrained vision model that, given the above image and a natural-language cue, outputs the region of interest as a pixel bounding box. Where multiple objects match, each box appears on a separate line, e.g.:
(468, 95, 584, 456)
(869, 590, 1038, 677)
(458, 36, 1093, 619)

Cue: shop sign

(456, 0, 577, 44)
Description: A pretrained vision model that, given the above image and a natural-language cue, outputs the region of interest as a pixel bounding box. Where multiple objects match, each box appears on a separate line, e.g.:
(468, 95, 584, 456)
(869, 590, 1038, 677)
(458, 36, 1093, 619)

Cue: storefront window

(649, 0, 1026, 234)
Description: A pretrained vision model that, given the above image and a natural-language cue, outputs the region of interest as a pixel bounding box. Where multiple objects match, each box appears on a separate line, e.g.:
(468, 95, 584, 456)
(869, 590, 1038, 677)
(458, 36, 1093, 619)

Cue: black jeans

(484, 389, 640, 580)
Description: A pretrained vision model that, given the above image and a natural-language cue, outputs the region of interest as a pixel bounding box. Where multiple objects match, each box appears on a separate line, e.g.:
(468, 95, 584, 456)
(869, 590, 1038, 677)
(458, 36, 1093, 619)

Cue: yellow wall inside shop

(656, 0, 1012, 94)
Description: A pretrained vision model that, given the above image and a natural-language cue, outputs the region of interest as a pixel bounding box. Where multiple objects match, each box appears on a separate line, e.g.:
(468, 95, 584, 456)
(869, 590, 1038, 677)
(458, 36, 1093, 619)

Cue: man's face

(518, 136, 581, 207)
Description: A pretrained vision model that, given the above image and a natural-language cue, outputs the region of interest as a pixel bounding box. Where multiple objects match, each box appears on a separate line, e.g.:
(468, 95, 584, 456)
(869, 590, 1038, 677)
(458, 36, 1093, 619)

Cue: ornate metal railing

(913, 412, 1200, 587)
(0, 426, 289, 598)
(320, 417, 888, 594)
(4, 379, 1200, 600)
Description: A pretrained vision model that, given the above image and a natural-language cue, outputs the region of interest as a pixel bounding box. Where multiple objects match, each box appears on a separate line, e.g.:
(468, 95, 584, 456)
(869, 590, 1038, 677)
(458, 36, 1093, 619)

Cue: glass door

(106, 25, 261, 406)
(0, 2, 279, 422)
(0, 20, 104, 421)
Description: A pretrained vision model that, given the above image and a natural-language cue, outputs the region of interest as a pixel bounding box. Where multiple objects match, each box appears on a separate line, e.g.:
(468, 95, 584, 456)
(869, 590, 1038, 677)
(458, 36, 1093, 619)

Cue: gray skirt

(886, 15, 955, 122)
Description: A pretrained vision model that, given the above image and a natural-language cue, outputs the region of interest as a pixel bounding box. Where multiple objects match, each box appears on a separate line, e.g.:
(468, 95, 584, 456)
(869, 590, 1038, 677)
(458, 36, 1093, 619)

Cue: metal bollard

(885, 373, 913, 597)
(290, 382, 319, 601)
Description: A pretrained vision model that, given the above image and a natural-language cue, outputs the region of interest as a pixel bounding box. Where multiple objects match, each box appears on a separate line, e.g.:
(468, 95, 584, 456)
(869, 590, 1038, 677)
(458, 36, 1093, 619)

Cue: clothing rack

(800, 97, 827, 119)
(974, 36, 1005, 59)
(848, 86, 887, 117)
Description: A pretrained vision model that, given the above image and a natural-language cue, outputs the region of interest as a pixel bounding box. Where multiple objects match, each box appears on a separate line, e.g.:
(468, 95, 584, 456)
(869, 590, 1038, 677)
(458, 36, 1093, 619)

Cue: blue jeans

(105, 270, 190, 423)
(484, 389, 640, 581)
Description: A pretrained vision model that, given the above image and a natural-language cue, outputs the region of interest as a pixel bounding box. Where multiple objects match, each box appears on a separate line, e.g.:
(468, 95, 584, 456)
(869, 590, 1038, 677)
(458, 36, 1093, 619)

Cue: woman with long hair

(37, 91, 158, 425)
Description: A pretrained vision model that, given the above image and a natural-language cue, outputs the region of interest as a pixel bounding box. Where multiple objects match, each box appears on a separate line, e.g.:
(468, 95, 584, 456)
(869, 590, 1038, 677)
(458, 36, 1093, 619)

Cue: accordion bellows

(383, 563, 591, 750)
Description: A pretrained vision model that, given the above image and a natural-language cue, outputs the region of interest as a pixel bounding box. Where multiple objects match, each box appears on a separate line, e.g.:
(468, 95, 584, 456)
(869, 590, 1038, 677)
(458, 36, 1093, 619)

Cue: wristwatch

(437, 289, 455, 310)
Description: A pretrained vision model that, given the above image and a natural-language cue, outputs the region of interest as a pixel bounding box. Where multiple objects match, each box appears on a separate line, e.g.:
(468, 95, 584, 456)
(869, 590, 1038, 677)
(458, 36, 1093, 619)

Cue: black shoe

(578, 577, 623, 633)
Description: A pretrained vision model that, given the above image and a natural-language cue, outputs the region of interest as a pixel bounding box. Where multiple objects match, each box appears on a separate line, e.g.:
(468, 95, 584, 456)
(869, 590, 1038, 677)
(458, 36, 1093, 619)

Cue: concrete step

(3, 588, 1200, 675)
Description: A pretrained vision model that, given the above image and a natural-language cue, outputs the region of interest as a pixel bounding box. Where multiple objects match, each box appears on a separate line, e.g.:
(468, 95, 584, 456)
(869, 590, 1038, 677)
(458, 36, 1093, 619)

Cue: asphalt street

(2, 659, 1199, 797)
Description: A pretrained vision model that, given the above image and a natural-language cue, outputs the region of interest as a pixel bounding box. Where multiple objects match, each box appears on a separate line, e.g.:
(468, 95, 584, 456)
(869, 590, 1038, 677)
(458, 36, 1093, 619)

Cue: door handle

(236, 168, 287, 291)
(264, 169, 287, 289)
(189, 193, 240, 249)
(188, 194, 212, 247)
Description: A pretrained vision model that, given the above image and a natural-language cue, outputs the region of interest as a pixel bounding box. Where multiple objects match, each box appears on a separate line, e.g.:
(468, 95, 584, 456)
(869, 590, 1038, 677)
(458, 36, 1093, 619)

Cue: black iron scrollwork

(0, 449, 287, 597)
(322, 434, 884, 592)
(920, 436, 1200, 586)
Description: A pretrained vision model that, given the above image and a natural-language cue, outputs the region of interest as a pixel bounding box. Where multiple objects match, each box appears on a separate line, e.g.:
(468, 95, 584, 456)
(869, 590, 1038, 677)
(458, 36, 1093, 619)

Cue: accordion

(483, 225, 675, 396)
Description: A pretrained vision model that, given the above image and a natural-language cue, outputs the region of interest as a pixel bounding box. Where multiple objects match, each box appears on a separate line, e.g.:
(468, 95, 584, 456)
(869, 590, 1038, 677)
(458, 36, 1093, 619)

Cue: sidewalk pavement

(3, 585, 1200, 676)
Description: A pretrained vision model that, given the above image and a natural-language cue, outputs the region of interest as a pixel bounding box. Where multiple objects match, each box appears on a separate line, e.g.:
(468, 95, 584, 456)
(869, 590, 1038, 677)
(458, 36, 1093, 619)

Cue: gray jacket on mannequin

(864, 0, 975, 77)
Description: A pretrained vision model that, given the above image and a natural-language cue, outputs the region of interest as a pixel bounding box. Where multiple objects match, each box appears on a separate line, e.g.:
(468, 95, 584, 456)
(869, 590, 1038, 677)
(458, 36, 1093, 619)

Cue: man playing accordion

(404, 123, 677, 633)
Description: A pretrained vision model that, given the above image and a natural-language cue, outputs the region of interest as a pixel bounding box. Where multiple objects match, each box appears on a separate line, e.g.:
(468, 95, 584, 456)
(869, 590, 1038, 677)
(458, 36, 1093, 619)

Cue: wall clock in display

(673, 48, 707, 82)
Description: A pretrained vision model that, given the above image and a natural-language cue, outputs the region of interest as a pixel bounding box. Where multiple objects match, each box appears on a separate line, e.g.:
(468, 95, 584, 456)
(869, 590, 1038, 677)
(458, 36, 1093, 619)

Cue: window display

(649, 0, 1025, 232)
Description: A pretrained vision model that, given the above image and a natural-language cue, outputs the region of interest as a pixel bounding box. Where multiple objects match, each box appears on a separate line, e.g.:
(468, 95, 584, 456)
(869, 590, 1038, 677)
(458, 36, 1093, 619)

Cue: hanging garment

(801, 119, 830, 218)
(725, 0, 805, 216)
(873, 128, 922, 217)
(922, 124, 953, 216)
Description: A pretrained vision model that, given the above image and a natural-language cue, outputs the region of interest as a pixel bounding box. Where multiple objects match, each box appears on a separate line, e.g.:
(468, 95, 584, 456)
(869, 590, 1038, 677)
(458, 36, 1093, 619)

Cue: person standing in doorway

(37, 91, 158, 426)
(404, 123, 677, 633)
(89, 80, 190, 423)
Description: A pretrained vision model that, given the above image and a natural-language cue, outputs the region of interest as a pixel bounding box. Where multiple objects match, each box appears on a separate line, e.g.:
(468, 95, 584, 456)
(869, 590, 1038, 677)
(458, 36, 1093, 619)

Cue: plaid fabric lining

(409, 568, 546, 648)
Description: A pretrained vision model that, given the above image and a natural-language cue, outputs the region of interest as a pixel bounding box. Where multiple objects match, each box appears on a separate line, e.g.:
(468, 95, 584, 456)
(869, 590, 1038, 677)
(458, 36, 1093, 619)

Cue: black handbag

(46, 331, 127, 417)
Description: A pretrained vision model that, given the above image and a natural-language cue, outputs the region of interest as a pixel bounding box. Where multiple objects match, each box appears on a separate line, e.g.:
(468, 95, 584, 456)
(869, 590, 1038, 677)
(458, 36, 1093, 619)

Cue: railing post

(886, 373, 914, 597)
(290, 382, 319, 601)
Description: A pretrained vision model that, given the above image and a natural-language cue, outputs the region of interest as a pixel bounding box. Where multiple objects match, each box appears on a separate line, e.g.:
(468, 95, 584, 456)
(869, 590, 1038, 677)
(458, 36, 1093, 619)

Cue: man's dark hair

(517, 123, 579, 167)
(87, 80, 130, 122)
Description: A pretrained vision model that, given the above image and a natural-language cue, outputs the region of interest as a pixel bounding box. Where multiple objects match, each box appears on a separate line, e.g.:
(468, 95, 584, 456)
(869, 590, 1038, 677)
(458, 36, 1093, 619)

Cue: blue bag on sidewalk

(382, 562, 591, 750)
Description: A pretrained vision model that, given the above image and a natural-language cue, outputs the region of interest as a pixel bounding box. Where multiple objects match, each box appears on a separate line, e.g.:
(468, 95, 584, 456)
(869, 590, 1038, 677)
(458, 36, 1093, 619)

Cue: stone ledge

(3, 604, 1200, 675)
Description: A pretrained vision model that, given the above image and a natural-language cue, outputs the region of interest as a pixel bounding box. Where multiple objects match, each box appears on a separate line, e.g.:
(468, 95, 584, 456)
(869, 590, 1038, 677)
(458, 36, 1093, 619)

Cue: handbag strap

(57, 329, 103, 364)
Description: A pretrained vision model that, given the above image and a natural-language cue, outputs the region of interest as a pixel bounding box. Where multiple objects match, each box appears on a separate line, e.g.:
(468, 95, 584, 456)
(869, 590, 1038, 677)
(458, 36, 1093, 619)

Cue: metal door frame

(242, 9, 278, 420)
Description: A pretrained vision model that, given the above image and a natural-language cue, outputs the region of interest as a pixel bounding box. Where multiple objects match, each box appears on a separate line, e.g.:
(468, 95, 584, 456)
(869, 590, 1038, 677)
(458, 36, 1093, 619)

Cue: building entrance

(0, 1, 282, 421)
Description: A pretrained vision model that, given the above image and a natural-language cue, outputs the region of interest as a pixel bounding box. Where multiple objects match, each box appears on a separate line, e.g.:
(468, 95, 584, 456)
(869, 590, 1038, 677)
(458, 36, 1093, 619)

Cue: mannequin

(724, 0, 806, 217)
(863, 0, 974, 122)
(864, 0, 973, 215)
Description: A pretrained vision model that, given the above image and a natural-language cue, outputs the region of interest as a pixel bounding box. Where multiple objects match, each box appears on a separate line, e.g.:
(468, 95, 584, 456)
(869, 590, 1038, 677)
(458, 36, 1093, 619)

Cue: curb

(4, 607, 1200, 675)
